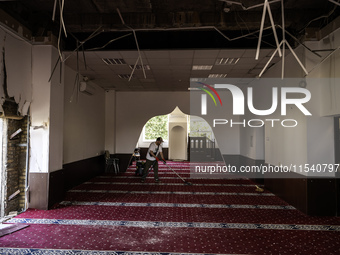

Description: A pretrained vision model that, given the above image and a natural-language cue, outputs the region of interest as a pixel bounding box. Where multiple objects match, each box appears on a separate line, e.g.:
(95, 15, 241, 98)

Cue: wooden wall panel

(28, 173, 49, 210)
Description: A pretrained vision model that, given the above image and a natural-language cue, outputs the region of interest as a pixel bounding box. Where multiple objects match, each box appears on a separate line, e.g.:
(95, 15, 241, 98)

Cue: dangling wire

(59, 0, 67, 37)
(82, 44, 87, 70)
(49, 26, 103, 83)
(258, 0, 309, 78)
(86, 33, 132, 51)
(70, 41, 80, 103)
(117, 8, 147, 81)
(62, 26, 103, 63)
(255, 0, 282, 60)
(55, 0, 67, 64)
(48, 56, 60, 82)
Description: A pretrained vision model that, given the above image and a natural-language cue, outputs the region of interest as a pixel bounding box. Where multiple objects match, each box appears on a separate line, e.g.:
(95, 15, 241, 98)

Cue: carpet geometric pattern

(1, 161, 340, 255)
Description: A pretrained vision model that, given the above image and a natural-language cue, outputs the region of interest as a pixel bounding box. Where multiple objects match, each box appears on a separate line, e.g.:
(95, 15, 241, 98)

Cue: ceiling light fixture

(192, 65, 213, 70)
(129, 64, 150, 70)
(102, 58, 126, 65)
(215, 58, 240, 65)
(117, 8, 147, 81)
(118, 74, 136, 79)
(208, 74, 228, 78)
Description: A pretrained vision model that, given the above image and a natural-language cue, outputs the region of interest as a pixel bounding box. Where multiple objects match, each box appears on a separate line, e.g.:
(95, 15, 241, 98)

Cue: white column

(105, 90, 116, 154)
(30, 45, 53, 173)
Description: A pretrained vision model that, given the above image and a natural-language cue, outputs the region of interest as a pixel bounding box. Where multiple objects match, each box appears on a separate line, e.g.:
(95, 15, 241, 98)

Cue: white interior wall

(260, 51, 315, 173)
(242, 78, 310, 168)
(105, 90, 116, 153)
(316, 32, 340, 116)
(239, 82, 277, 161)
(304, 28, 340, 175)
(114, 92, 190, 154)
(240, 125, 264, 160)
(63, 66, 105, 164)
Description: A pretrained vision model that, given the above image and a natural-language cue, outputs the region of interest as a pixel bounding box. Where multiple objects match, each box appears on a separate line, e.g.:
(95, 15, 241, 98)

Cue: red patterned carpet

(0, 161, 340, 255)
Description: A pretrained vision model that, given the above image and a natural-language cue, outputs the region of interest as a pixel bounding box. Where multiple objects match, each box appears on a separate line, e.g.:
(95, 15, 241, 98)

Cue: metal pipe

(259, 40, 284, 77)
(129, 55, 140, 82)
(24, 114, 30, 211)
(286, 40, 309, 75)
(267, 0, 282, 57)
(255, 0, 268, 60)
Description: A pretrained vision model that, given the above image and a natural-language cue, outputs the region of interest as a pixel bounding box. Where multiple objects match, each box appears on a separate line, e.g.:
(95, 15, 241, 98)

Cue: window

(143, 115, 169, 141)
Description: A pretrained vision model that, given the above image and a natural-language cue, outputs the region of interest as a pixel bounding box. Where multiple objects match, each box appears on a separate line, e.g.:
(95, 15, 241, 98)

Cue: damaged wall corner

(0, 26, 31, 216)
(0, 116, 28, 217)
(0, 33, 29, 120)
(1, 98, 24, 120)
(0, 26, 32, 121)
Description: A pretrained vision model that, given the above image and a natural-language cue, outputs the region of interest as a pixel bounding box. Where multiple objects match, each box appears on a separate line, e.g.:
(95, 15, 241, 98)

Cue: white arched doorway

(169, 125, 187, 160)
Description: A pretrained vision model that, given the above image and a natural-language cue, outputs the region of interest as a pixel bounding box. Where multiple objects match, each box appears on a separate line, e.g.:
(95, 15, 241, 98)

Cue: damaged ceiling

(0, 0, 339, 91)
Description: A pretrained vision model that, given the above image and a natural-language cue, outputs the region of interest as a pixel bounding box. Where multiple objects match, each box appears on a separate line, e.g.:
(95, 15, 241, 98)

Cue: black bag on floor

(135, 161, 145, 176)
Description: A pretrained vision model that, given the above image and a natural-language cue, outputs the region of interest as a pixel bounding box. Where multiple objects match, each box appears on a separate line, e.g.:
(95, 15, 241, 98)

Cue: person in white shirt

(141, 137, 166, 183)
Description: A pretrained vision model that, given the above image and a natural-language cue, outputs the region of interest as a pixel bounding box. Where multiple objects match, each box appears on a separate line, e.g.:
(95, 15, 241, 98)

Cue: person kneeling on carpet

(141, 137, 166, 183)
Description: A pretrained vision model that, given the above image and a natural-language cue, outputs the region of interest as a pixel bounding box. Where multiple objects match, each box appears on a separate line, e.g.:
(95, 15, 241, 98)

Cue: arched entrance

(136, 106, 223, 163)
(169, 125, 187, 160)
